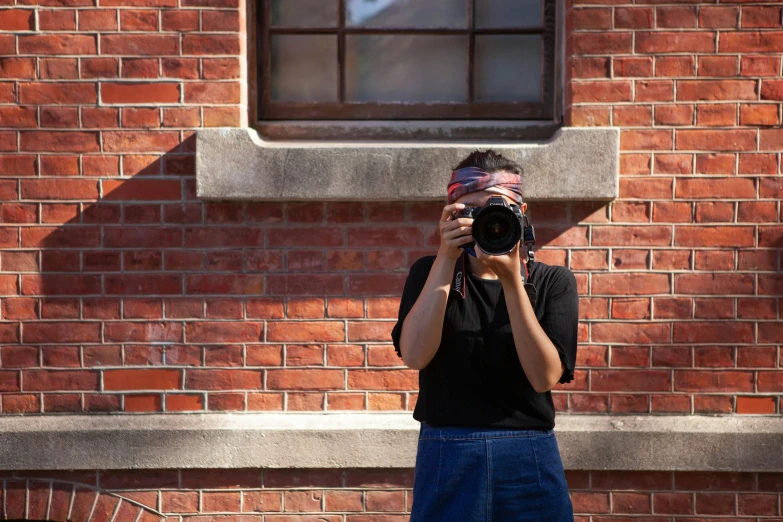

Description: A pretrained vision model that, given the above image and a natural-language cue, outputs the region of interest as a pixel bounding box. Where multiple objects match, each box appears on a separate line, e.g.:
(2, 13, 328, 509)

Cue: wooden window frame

(248, 0, 563, 139)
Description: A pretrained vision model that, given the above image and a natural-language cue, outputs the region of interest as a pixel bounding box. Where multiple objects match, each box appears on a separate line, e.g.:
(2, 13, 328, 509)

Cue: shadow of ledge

(195, 127, 619, 202)
(1, 413, 780, 472)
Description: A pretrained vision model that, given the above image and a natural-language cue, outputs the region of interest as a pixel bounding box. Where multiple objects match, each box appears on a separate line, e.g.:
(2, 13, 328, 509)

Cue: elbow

(400, 347, 426, 370)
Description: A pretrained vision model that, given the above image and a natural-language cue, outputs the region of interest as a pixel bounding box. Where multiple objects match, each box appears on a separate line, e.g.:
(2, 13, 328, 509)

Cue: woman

(391, 150, 578, 521)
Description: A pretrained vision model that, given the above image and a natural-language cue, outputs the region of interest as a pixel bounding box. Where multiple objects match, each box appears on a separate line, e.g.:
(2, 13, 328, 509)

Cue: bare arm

(398, 253, 457, 370)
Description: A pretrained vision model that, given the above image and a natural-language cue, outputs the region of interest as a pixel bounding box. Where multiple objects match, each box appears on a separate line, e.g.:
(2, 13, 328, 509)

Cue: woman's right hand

(437, 203, 474, 262)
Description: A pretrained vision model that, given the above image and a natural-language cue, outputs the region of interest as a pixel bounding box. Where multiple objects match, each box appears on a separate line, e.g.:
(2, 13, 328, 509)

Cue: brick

(696, 104, 736, 126)
(104, 369, 181, 390)
(19, 82, 97, 104)
(19, 34, 96, 54)
(759, 129, 783, 150)
(674, 370, 754, 392)
(675, 129, 756, 151)
(655, 56, 695, 77)
(119, 9, 158, 31)
(621, 129, 672, 151)
(591, 370, 671, 392)
(0, 107, 37, 128)
(699, 6, 738, 28)
(760, 80, 783, 100)
(81, 57, 119, 78)
(698, 56, 738, 77)
(183, 82, 240, 104)
(120, 58, 159, 78)
(162, 107, 200, 127)
(741, 55, 780, 77)
(182, 34, 240, 55)
(613, 57, 652, 78)
(78, 9, 117, 30)
(657, 6, 696, 28)
(677, 80, 756, 101)
(202, 58, 239, 79)
(101, 34, 178, 55)
(122, 107, 160, 128)
(636, 32, 715, 53)
(675, 226, 755, 247)
(654, 105, 694, 126)
(739, 104, 779, 126)
(593, 273, 670, 295)
(103, 179, 180, 201)
(101, 0, 175, 6)
(204, 107, 240, 127)
(21, 131, 100, 153)
(102, 82, 180, 104)
(0, 9, 35, 30)
(613, 106, 651, 127)
(0, 57, 36, 78)
(572, 81, 632, 102)
(736, 396, 775, 414)
(39, 9, 76, 30)
(161, 11, 198, 31)
(573, 32, 632, 54)
(614, 7, 653, 29)
(741, 6, 782, 29)
(40, 58, 79, 79)
(42, 107, 80, 128)
(654, 154, 691, 174)
(635, 80, 673, 102)
(23, 323, 100, 343)
(102, 131, 180, 152)
(720, 31, 783, 53)
(676, 178, 755, 199)
(201, 10, 239, 31)
(696, 153, 735, 174)
(163, 58, 199, 79)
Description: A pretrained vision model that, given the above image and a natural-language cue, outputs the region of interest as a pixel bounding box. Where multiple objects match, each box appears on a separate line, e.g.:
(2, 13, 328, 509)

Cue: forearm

(398, 254, 456, 370)
(502, 273, 564, 392)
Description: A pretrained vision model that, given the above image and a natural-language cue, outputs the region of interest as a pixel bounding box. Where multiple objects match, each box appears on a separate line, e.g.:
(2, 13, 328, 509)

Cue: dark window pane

(475, 0, 542, 28)
(345, 0, 468, 28)
(474, 35, 542, 102)
(271, 35, 338, 101)
(345, 35, 468, 102)
(271, 0, 337, 27)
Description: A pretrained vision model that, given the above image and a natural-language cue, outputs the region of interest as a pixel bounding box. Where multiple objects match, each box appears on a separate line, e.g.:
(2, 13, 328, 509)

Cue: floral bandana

(447, 167, 524, 206)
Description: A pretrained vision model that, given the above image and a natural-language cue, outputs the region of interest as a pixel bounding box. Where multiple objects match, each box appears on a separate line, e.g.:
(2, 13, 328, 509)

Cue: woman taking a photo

(391, 150, 578, 521)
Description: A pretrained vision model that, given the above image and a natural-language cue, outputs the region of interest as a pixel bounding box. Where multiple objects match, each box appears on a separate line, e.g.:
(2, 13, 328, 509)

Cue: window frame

(247, 0, 563, 139)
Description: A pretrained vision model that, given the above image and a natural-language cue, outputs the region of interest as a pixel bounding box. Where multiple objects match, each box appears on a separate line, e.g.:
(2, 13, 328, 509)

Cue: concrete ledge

(1, 413, 782, 472)
(195, 127, 619, 202)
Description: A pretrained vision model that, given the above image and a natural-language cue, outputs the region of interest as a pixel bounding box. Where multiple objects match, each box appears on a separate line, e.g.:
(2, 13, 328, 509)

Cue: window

(252, 0, 559, 126)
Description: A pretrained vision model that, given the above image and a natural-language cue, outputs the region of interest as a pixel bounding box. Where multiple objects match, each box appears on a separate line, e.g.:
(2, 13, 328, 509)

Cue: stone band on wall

(1, 413, 781, 472)
(195, 127, 619, 202)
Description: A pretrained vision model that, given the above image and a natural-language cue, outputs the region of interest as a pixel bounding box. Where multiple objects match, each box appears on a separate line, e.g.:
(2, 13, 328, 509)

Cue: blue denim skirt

(410, 422, 574, 522)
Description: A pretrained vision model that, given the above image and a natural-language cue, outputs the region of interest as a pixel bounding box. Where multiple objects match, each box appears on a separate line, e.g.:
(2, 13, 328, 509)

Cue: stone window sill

(195, 126, 619, 202)
(1, 413, 780, 471)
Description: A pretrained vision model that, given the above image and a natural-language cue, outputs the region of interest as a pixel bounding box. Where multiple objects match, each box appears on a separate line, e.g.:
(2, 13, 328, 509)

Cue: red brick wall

(0, 0, 782, 518)
(565, 0, 782, 417)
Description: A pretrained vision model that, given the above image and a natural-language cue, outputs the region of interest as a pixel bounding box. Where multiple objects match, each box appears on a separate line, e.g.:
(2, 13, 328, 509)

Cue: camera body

(450, 195, 525, 256)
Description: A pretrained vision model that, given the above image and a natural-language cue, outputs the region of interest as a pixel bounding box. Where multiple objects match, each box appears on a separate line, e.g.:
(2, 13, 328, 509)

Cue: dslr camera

(450, 195, 527, 256)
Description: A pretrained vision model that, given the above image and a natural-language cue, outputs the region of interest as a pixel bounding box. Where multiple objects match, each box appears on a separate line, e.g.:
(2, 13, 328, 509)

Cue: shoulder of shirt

(410, 254, 437, 276)
(531, 260, 576, 289)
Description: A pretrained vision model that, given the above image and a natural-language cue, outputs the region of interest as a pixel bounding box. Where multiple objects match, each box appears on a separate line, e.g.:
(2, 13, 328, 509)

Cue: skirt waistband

(419, 421, 553, 440)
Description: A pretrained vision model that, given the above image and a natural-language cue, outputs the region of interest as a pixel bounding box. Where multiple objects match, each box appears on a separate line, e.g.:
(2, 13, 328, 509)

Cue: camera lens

(484, 213, 514, 246)
(473, 206, 522, 254)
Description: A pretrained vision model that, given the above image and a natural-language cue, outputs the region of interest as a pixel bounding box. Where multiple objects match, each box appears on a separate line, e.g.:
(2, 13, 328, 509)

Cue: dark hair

(453, 149, 523, 176)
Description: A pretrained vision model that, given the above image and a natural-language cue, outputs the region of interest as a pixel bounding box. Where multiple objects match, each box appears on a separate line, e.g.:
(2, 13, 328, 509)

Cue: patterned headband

(447, 167, 524, 206)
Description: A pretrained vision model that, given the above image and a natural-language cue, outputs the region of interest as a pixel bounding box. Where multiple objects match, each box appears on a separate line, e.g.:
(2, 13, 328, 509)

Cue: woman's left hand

(475, 240, 523, 284)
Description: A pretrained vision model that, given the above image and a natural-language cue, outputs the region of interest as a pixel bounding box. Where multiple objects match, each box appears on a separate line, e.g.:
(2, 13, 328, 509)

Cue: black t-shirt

(390, 251, 579, 430)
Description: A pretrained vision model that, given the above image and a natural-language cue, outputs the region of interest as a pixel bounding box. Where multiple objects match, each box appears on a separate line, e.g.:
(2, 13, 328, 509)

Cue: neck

(467, 255, 499, 280)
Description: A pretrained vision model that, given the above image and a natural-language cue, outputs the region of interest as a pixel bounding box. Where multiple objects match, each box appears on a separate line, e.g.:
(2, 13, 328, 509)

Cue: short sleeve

(538, 267, 579, 384)
(391, 257, 433, 359)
